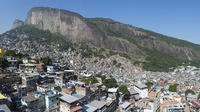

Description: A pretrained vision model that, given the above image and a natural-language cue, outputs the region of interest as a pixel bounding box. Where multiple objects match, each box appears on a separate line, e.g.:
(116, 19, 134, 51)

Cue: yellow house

(0, 48, 3, 54)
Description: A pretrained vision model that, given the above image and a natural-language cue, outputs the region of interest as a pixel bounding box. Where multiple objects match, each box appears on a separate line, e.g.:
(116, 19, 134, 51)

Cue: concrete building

(21, 92, 45, 112)
(160, 92, 190, 112)
(45, 90, 60, 112)
(186, 93, 198, 102)
(59, 92, 83, 112)
(21, 73, 39, 92)
(134, 83, 148, 98)
(119, 102, 132, 112)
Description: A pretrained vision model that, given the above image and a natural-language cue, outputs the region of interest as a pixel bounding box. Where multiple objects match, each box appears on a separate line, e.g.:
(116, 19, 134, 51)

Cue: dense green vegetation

(42, 56, 52, 72)
(112, 60, 117, 65)
(0, 50, 29, 69)
(198, 93, 200, 99)
(118, 85, 129, 95)
(3, 50, 16, 57)
(98, 23, 189, 72)
(185, 89, 195, 96)
(79, 44, 105, 59)
(106, 50, 131, 60)
(168, 84, 179, 92)
(87, 19, 200, 72)
(81, 77, 98, 85)
(103, 78, 117, 88)
(141, 29, 200, 52)
(3, 50, 29, 59)
(142, 49, 185, 72)
(0, 56, 8, 69)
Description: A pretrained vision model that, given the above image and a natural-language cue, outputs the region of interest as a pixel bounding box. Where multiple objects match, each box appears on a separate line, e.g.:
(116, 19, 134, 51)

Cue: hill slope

(1, 7, 200, 72)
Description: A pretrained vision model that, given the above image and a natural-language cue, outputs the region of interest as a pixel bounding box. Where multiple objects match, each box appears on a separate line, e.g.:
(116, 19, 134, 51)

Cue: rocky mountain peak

(12, 19, 24, 29)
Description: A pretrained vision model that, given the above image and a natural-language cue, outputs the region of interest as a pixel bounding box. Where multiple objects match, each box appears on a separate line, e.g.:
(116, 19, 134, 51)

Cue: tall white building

(134, 83, 148, 98)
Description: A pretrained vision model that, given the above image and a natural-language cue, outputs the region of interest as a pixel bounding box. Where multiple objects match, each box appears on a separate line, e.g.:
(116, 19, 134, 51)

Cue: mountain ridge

(1, 7, 200, 72)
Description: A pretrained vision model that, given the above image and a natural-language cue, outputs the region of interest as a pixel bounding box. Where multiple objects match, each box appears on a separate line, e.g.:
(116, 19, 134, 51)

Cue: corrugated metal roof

(135, 83, 147, 89)
(89, 100, 106, 109)
(85, 104, 98, 112)
(59, 92, 80, 104)
(119, 102, 132, 109)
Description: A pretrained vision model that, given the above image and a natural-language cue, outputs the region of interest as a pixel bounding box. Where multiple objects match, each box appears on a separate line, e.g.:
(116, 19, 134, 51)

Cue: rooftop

(84, 104, 98, 112)
(129, 88, 138, 95)
(60, 92, 80, 104)
(120, 102, 132, 109)
(135, 83, 147, 89)
(89, 100, 107, 109)
(108, 88, 118, 93)
(22, 93, 38, 103)
(187, 94, 198, 99)
(71, 106, 82, 112)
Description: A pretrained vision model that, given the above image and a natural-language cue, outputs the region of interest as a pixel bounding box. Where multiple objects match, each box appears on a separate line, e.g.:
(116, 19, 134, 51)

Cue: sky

(0, 0, 200, 44)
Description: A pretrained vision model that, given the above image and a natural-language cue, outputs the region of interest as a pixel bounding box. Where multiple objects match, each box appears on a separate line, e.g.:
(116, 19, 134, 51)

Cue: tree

(112, 60, 117, 65)
(103, 78, 117, 88)
(198, 93, 200, 99)
(0, 56, 8, 69)
(168, 84, 178, 92)
(3, 50, 16, 57)
(185, 89, 195, 96)
(145, 81, 153, 90)
(119, 85, 129, 95)
(42, 56, 52, 65)
(81, 77, 98, 85)
(15, 52, 29, 59)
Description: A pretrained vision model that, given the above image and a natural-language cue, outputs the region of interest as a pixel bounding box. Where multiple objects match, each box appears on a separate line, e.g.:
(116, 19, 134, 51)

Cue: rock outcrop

(25, 7, 143, 57)
(12, 19, 24, 29)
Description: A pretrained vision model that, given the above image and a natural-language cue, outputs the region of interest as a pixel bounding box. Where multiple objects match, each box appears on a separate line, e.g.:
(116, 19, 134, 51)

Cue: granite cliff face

(25, 7, 96, 44)
(25, 7, 144, 57)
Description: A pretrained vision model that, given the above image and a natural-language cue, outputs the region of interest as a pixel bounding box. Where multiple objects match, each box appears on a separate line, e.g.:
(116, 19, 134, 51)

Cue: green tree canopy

(0, 56, 8, 69)
(168, 84, 179, 92)
(112, 60, 117, 65)
(3, 50, 16, 57)
(119, 85, 129, 95)
(2, 50, 28, 59)
(42, 56, 52, 65)
(81, 77, 98, 85)
(185, 89, 195, 96)
(103, 78, 117, 88)
(15, 53, 29, 59)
